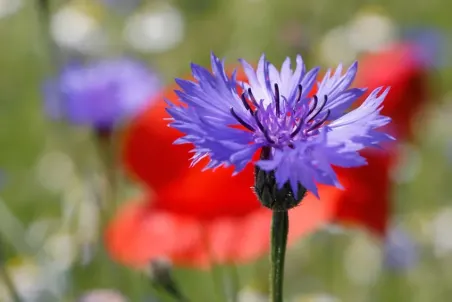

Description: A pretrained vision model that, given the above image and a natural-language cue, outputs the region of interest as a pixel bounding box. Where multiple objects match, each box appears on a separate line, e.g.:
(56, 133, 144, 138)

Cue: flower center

(230, 83, 330, 149)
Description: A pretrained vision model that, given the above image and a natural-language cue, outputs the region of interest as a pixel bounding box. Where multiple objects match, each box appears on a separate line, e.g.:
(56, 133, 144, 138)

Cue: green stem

(91, 130, 122, 289)
(270, 210, 289, 302)
(94, 129, 118, 218)
(35, 0, 62, 72)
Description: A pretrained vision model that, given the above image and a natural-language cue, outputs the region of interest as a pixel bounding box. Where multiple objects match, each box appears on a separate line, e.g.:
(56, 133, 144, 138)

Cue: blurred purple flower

(166, 53, 394, 197)
(43, 57, 162, 130)
(402, 27, 446, 68)
(383, 227, 418, 271)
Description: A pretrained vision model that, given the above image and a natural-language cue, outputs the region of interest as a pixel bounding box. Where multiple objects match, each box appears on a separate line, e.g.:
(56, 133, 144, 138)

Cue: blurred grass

(1, 0, 452, 301)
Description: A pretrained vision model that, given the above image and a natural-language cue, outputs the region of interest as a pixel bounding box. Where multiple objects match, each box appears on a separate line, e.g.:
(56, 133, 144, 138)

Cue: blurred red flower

(105, 45, 429, 268)
(356, 42, 430, 142)
(333, 42, 430, 233)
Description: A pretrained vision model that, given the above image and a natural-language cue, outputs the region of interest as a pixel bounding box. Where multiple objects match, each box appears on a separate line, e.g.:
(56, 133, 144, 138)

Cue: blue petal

(327, 87, 393, 151)
(317, 61, 361, 117)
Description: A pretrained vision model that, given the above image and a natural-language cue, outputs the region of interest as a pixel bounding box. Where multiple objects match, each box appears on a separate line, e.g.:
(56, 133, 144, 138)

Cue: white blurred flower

(77, 289, 128, 302)
(319, 223, 348, 235)
(0, 198, 29, 253)
(293, 293, 340, 302)
(0, 0, 22, 19)
(429, 98, 452, 142)
(400, 212, 433, 245)
(43, 233, 77, 270)
(50, 4, 108, 54)
(0, 260, 44, 302)
(76, 192, 100, 243)
(318, 26, 357, 66)
(26, 219, 60, 248)
(61, 182, 85, 221)
(390, 143, 422, 184)
(431, 207, 452, 257)
(61, 176, 100, 243)
(318, 7, 397, 66)
(347, 9, 397, 53)
(58, 174, 101, 265)
(39, 263, 69, 299)
(238, 288, 267, 302)
(343, 233, 382, 285)
(124, 4, 184, 53)
(35, 150, 76, 193)
(0, 219, 70, 301)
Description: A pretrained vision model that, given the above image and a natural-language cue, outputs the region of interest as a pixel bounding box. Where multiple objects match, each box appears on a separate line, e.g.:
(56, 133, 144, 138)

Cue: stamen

(295, 84, 303, 103)
(307, 95, 318, 116)
(240, 92, 253, 114)
(254, 113, 266, 132)
(263, 130, 275, 144)
(307, 109, 330, 132)
(247, 88, 259, 107)
(254, 113, 275, 144)
(230, 108, 255, 131)
(274, 83, 280, 117)
(307, 95, 328, 123)
(290, 117, 305, 138)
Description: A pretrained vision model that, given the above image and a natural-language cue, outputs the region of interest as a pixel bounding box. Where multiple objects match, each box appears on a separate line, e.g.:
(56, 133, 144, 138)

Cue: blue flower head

(166, 53, 394, 205)
(43, 57, 162, 132)
(383, 227, 418, 271)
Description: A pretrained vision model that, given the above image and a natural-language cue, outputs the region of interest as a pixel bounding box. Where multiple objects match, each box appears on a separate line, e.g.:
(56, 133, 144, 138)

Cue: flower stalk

(35, 0, 61, 71)
(149, 259, 190, 302)
(270, 210, 289, 302)
(94, 128, 118, 216)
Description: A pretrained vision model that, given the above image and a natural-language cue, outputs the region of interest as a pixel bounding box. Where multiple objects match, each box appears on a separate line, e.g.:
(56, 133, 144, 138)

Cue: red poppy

(356, 42, 430, 142)
(329, 150, 393, 236)
(105, 47, 429, 268)
(120, 90, 192, 192)
(330, 42, 430, 235)
(105, 170, 338, 268)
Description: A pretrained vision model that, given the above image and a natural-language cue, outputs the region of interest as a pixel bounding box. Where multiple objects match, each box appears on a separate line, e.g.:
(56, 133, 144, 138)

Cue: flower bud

(148, 258, 172, 284)
(148, 258, 189, 302)
(254, 147, 306, 211)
